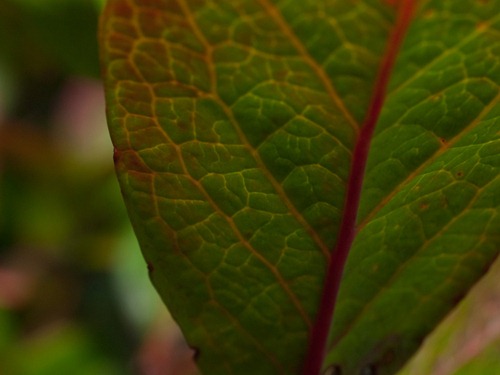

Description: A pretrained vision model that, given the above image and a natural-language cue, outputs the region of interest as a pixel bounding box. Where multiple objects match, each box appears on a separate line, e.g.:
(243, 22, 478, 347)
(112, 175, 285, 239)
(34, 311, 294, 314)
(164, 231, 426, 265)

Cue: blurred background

(0, 0, 197, 374)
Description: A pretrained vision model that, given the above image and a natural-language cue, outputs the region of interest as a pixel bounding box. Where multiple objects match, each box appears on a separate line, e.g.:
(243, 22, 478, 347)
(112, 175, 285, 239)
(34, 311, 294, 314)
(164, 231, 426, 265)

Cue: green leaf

(99, 1, 500, 374)
(399, 256, 500, 375)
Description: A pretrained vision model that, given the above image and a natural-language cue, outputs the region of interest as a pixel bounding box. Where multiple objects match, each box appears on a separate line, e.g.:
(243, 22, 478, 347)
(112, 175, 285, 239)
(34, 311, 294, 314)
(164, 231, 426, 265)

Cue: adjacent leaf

(99, 0, 500, 374)
(399, 256, 500, 375)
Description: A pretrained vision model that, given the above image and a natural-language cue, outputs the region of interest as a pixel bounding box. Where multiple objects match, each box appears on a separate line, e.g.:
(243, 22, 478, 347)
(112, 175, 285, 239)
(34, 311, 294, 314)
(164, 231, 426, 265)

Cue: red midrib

(302, 2, 416, 374)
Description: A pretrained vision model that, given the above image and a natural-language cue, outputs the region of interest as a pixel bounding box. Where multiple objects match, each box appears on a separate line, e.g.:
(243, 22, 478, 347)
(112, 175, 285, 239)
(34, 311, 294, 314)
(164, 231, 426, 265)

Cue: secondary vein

(257, 0, 360, 133)
(175, 0, 314, 328)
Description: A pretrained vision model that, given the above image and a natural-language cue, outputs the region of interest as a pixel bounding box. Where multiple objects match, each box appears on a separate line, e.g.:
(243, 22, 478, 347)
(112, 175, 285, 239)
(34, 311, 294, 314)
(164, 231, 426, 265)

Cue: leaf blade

(326, 1, 500, 373)
(100, 1, 396, 373)
(100, 0, 500, 374)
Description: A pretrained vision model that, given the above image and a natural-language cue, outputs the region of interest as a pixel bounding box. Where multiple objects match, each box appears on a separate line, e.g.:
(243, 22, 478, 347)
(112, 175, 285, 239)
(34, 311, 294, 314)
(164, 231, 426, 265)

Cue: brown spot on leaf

(420, 202, 430, 211)
(120, 151, 151, 173)
(456, 171, 464, 179)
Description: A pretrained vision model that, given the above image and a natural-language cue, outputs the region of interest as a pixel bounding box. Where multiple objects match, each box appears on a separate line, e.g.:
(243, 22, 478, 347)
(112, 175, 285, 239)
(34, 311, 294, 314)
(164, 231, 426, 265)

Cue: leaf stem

(301, 2, 416, 374)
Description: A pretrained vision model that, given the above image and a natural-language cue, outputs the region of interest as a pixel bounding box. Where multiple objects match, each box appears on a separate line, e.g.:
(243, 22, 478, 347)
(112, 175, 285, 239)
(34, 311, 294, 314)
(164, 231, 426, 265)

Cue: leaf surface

(99, 0, 500, 374)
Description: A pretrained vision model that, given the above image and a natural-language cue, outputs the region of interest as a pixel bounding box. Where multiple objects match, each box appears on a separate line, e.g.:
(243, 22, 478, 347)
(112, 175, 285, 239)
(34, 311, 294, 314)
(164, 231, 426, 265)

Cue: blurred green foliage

(0, 1, 178, 374)
(0, 0, 101, 80)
